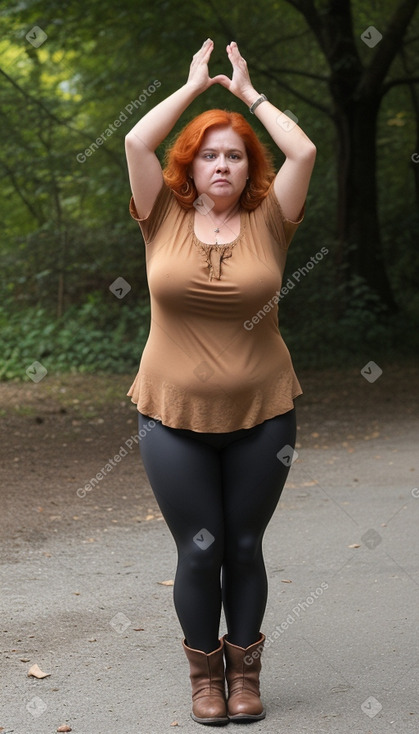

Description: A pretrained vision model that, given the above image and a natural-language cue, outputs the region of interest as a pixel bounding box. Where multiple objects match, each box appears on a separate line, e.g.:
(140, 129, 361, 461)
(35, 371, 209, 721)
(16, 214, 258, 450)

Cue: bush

(0, 293, 149, 380)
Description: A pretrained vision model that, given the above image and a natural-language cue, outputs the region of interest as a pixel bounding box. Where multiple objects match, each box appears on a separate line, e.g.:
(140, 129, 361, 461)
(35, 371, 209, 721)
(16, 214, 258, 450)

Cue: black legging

(138, 409, 296, 653)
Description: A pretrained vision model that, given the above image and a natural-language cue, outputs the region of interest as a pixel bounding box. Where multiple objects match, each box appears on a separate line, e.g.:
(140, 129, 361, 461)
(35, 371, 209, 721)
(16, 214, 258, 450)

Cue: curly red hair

(163, 109, 275, 210)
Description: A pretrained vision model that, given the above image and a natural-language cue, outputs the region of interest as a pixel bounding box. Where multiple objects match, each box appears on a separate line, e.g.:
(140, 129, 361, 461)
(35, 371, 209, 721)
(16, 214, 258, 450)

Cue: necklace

(210, 204, 241, 245)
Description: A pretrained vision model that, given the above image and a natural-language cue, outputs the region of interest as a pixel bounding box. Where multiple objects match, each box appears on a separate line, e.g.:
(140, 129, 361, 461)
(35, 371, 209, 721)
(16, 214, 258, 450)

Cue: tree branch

(284, 0, 309, 12)
(284, 0, 326, 54)
(284, 0, 363, 76)
(253, 64, 334, 118)
(252, 28, 313, 57)
(360, 0, 419, 95)
(0, 67, 125, 170)
(255, 66, 329, 83)
(381, 75, 419, 94)
(0, 160, 45, 224)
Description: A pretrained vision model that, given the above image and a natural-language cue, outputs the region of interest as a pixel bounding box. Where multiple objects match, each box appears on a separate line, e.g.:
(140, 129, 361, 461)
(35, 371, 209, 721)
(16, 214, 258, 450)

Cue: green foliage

(0, 294, 149, 380)
(281, 270, 419, 369)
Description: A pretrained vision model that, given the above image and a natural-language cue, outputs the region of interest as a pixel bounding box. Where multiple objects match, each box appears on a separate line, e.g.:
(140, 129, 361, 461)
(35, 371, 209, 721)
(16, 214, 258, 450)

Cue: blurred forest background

(1, 0, 418, 380)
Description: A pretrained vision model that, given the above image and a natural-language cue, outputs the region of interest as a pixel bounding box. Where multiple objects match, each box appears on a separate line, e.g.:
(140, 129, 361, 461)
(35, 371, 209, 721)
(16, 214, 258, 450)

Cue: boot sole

(228, 710, 266, 722)
(191, 713, 230, 725)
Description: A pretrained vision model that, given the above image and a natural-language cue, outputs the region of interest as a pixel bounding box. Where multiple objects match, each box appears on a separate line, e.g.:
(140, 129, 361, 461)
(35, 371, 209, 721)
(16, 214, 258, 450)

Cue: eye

(203, 153, 216, 159)
(229, 154, 241, 160)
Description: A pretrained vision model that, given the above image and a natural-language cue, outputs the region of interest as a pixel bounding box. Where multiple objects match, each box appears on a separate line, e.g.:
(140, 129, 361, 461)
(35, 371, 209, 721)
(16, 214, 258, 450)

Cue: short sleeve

(258, 182, 305, 250)
(129, 181, 176, 244)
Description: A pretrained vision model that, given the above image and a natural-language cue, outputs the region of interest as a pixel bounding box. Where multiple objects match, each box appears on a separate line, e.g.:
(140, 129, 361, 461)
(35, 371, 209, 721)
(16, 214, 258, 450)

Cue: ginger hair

(163, 109, 275, 210)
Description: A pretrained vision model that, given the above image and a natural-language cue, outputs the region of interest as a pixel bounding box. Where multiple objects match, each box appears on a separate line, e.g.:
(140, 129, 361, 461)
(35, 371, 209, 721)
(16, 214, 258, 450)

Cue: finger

(210, 74, 231, 88)
(227, 40, 240, 54)
(193, 38, 213, 60)
(201, 37, 213, 53)
(202, 42, 215, 61)
(226, 41, 244, 67)
(226, 44, 236, 67)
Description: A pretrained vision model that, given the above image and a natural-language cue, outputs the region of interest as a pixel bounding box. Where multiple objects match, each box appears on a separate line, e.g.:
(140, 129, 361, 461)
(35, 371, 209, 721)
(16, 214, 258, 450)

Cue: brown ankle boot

(223, 633, 266, 721)
(182, 638, 229, 725)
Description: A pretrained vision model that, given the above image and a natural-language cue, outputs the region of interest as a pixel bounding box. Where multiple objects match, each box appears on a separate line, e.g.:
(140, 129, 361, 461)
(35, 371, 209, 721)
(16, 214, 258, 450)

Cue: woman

(125, 39, 316, 725)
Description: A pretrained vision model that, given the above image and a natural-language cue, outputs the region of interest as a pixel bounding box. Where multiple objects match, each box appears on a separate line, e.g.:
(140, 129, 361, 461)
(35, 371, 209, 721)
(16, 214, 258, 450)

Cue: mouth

(213, 179, 230, 184)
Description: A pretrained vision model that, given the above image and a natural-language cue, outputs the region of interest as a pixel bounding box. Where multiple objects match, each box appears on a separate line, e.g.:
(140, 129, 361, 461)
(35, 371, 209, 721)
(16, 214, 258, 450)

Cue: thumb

(209, 73, 231, 88)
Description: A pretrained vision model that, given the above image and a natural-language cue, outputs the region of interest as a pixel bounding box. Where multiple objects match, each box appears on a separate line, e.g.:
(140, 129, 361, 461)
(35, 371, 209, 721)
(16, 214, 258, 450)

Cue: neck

(210, 199, 241, 220)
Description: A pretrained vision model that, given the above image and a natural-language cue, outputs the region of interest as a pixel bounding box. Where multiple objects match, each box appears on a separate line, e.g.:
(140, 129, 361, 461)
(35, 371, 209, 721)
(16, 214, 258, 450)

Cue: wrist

(249, 94, 268, 115)
(183, 80, 207, 98)
(241, 88, 260, 107)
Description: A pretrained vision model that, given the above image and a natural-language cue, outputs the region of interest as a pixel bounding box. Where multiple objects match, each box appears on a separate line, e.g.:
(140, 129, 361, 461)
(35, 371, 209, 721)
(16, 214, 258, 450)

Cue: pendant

(214, 227, 220, 233)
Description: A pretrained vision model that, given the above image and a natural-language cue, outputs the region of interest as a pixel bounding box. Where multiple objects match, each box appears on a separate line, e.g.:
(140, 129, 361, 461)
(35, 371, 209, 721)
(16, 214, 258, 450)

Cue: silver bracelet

(249, 94, 267, 114)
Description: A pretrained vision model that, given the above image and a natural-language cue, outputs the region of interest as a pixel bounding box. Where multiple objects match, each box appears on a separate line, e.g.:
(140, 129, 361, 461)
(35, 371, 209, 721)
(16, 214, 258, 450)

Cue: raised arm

(125, 39, 224, 219)
(218, 42, 316, 222)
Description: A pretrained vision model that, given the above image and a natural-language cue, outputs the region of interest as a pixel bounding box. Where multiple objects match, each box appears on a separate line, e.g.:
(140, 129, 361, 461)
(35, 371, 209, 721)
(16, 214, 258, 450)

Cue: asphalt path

(1, 369, 418, 733)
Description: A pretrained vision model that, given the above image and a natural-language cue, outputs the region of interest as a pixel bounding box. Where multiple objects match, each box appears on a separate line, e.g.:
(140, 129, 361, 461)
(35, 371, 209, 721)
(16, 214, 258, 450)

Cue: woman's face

(190, 125, 249, 206)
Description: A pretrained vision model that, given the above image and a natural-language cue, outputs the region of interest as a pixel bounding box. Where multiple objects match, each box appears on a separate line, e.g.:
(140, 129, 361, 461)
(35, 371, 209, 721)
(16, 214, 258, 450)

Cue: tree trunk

(335, 94, 398, 311)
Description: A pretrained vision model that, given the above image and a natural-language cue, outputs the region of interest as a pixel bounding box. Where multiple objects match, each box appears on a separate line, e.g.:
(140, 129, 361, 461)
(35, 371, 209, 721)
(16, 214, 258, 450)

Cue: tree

(257, 0, 419, 311)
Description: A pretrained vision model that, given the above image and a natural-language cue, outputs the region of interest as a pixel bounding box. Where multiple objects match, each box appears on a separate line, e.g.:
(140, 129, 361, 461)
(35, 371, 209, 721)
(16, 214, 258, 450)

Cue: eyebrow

(200, 147, 244, 154)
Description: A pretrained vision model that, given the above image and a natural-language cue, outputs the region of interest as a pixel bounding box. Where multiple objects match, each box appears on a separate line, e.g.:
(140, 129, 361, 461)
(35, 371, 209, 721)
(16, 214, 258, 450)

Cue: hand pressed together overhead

(186, 38, 256, 104)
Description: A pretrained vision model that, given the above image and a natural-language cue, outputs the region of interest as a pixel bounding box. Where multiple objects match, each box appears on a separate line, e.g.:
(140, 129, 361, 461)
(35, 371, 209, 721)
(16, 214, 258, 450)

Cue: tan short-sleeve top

(127, 181, 303, 432)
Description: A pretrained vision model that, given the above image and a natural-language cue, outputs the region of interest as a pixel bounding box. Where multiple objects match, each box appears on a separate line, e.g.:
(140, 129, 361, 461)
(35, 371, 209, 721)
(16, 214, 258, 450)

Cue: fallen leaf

(158, 579, 174, 586)
(170, 722, 179, 727)
(133, 628, 144, 631)
(57, 726, 72, 732)
(28, 663, 50, 679)
(281, 579, 292, 583)
(20, 657, 30, 662)
(348, 543, 361, 549)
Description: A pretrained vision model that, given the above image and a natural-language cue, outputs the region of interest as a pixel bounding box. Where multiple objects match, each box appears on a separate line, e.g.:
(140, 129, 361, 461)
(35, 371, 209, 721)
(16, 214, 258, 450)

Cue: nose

(216, 155, 229, 172)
